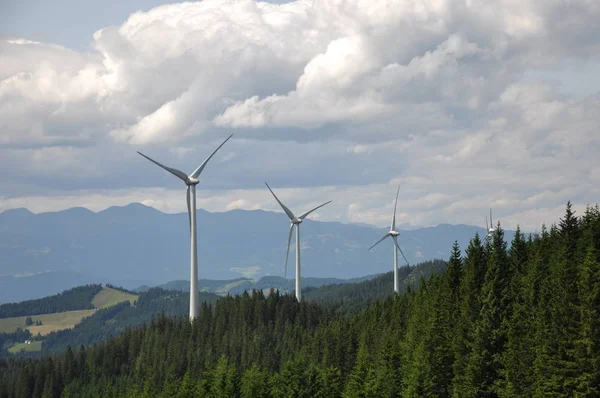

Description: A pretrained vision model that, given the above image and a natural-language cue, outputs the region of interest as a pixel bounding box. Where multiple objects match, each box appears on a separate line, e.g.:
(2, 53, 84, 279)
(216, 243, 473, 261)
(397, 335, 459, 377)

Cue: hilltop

(0, 285, 139, 355)
(0, 284, 219, 357)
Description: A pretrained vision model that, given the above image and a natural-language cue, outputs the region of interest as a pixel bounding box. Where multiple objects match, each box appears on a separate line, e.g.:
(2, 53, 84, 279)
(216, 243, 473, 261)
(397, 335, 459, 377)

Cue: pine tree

(453, 234, 485, 396)
(211, 355, 239, 397)
(446, 241, 463, 301)
(401, 287, 431, 397)
(560, 201, 581, 260)
(424, 284, 453, 397)
(343, 343, 380, 397)
(161, 368, 180, 397)
(374, 330, 402, 397)
(240, 363, 270, 398)
(316, 365, 343, 398)
(575, 244, 600, 396)
(538, 203, 583, 396)
(176, 371, 197, 398)
(501, 226, 534, 396)
(465, 225, 510, 397)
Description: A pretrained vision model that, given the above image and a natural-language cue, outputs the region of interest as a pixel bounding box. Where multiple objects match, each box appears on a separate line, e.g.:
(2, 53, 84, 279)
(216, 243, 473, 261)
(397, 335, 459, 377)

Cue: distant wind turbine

(368, 186, 410, 294)
(485, 208, 496, 240)
(265, 182, 331, 302)
(137, 134, 233, 320)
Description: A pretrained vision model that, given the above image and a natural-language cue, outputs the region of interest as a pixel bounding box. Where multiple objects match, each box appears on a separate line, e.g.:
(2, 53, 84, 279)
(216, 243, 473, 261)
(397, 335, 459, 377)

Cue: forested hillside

(0, 202, 598, 398)
(40, 289, 219, 355)
(304, 259, 446, 314)
(0, 285, 102, 319)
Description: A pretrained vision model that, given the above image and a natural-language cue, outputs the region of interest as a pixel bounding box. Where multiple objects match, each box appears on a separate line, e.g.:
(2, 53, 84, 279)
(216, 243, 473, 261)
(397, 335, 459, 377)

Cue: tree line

(0, 285, 103, 319)
(0, 202, 598, 397)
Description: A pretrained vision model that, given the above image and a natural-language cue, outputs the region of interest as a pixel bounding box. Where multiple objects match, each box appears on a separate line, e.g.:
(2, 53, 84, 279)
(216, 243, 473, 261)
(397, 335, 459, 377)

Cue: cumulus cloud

(1, 0, 599, 233)
(226, 199, 252, 210)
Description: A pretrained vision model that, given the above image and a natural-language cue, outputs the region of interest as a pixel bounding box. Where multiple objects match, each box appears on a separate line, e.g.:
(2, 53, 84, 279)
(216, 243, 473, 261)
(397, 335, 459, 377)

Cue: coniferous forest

(0, 202, 599, 397)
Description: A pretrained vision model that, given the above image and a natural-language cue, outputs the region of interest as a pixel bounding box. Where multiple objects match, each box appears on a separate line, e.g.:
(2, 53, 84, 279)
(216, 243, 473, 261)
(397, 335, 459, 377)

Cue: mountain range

(0, 203, 514, 303)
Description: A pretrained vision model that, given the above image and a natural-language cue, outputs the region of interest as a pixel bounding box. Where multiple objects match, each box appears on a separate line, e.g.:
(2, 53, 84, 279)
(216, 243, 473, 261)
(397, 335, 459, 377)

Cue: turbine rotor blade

(368, 233, 390, 251)
(298, 201, 332, 220)
(190, 134, 234, 179)
(137, 152, 188, 182)
(186, 186, 191, 234)
(391, 185, 400, 231)
(393, 237, 410, 266)
(265, 182, 296, 220)
(490, 209, 493, 228)
(285, 224, 293, 278)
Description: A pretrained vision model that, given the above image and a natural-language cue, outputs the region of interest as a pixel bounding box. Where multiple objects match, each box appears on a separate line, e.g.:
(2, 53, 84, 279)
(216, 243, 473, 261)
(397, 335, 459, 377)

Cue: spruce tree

(539, 203, 583, 396)
(465, 225, 510, 397)
(176, 371, 197, 398)
(240, 363, 270, 398)
(446, 241, 463, 301)
(501, 226, 535, 395)
(343, 343, 379, 397)
(575, 244, 600, 396)
(453, 234, 485, 396)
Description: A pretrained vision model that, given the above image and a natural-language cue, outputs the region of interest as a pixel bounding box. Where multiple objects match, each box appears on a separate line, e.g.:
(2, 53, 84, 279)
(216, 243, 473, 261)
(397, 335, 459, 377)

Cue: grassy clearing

(8, 341, 42, 354)
(0, 310, 97, 335)
(25, 310, 97, 336)
(35, 310, 97, 335)
(92, 287, 138, 309)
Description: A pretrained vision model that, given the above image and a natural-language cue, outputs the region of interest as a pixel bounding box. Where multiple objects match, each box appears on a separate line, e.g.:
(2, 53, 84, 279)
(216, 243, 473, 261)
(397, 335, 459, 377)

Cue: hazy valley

(0, 203, 513, 303)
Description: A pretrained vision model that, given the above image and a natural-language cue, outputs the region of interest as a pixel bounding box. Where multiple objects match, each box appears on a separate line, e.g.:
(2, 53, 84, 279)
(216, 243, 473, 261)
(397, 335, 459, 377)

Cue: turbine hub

(185, 177, 199, 186)
(390, 230, 400, 236)
(292, 218, 302, 224)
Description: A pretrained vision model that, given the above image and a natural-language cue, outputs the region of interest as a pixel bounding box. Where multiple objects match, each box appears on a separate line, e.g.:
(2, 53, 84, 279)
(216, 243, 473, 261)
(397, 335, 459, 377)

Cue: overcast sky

(0, 0, 599, 231)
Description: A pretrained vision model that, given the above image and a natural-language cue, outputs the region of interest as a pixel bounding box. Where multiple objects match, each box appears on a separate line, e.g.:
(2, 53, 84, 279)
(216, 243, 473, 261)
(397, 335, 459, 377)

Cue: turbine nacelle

(389, 230, 400, 237)
(185, 177, 199, 186)
(292, 218, 302, 225)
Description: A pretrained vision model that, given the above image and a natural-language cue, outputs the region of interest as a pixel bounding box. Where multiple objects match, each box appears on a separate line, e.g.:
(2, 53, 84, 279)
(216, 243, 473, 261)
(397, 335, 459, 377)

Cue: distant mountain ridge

(137, 273, 383, 296)
(0, 203, 515, 303)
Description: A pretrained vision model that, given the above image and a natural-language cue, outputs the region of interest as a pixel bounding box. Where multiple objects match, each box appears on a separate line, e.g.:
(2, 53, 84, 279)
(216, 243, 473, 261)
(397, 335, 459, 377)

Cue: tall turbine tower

(368, 186, 410, 294)
(265, 182, 331, 302)
(137, 134, 233, 320)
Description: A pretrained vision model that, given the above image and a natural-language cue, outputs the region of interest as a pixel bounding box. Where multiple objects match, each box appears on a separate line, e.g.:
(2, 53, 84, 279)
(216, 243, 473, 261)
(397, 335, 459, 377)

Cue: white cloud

(230, 266, 261, 279)
(226, 199, 251, 210)
(0, 0, 599, 234)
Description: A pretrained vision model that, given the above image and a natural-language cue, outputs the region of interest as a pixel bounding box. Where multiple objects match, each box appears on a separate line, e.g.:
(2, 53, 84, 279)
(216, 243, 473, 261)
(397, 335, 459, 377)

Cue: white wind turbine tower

(368, 186, 410, 294)
(265, 182, 331, 302)
(485, 208, 496, 241)
(137, 134, 233, 320)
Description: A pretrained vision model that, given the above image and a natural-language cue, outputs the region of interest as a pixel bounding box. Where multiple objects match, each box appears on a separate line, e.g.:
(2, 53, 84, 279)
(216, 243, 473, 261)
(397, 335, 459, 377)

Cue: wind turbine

(485, 208, 496, 240)
(137, 134, 233, 320)
(265, 182, 331, 302)
(368, 186, 409, 294)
